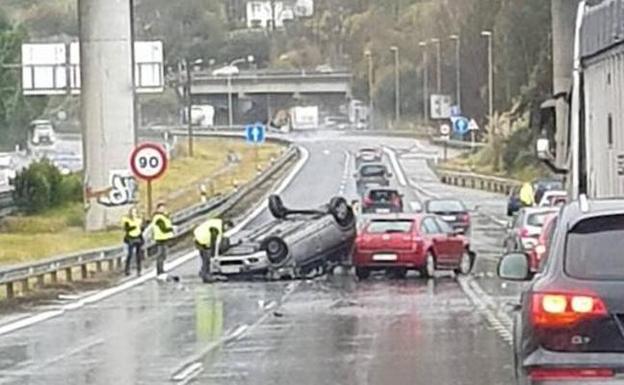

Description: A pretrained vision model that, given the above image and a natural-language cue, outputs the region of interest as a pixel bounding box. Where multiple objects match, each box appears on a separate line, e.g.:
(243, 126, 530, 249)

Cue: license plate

(373, 254, 397, 261)
(376, 208, 391, 214)
(442, 215, 456, 221)
(219, 265, 242, 274)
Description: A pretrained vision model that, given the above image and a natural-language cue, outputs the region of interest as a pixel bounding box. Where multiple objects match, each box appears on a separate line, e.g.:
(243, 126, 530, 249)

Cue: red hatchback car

(352, 214, 474, 279)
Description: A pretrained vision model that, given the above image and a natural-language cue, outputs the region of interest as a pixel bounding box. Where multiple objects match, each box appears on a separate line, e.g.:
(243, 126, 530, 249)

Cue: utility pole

(185, 58, 194, 157)
(481, 31, 494, 125)
(419, 41, 429, 123)
(449, 34, 461, 111)
(390, 46, 400, 123)
(431, 38, 442, 93)
(364, 50, 374, 127)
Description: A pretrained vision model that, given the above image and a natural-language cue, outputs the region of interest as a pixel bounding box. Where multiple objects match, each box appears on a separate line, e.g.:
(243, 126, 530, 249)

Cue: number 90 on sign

(130, 143, 168, 181)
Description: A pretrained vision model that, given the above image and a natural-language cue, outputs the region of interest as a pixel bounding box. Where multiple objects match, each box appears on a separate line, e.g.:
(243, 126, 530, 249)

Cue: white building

(246, 0, 313, 29)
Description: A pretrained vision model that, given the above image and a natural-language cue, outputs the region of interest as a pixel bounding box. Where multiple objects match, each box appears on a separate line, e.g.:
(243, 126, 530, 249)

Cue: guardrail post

(21, 278, 29, 293)
(116, 256, 123, 269)
(6, 282, 14, 299)
(108, 259, 114, 271)
(37, 274, 45, 288)
(51, 270, 58, 283)
(65, 267, 73, 282)
(96, 261, 103, 273)
(81, 264, 88, 280)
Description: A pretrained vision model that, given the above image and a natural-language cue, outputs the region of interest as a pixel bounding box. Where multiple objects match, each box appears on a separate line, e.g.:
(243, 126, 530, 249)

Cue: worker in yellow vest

(193, 218, 227, 282)
(122, 207, 145, 276)
(151, 202, 175, 278)
(519, 182, 535, 207)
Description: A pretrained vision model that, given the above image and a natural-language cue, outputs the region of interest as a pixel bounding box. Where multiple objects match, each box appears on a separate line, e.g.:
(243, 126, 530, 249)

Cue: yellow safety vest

(122, 216, 143, 238)
(152, 213, 174, 242)
(520, 183, 535, 206)
(194, 218, 223, 247)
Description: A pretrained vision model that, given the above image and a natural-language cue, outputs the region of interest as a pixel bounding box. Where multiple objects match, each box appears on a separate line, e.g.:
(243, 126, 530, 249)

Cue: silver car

(504, 207, 558, 252)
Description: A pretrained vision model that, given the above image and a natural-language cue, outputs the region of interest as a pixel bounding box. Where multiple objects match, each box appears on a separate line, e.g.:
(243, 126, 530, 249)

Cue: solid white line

(0, 145, 311, 337)
(383, 147, 407, 187)
(173, 362, 203, 382)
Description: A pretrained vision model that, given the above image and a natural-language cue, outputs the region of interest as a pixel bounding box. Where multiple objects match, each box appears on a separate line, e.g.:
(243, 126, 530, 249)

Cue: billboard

(21, 41, 164, 96)
(430, 94, 452, 120)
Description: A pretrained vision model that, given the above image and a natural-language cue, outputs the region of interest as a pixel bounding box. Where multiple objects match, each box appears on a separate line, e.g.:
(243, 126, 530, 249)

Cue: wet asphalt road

(0, 131, 519, 385)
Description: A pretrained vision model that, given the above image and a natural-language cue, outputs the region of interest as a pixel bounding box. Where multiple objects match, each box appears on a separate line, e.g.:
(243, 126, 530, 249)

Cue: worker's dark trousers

(124, 239, 143, 275)
(196, 241, 214, 280)
(155, 241, 168, 275)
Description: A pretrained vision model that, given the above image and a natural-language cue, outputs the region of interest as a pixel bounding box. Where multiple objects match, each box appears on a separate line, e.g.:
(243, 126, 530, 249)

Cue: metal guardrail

(435, 168, 520, 195)
(430, 137, 486, 149)
(0, 145, 298, 299)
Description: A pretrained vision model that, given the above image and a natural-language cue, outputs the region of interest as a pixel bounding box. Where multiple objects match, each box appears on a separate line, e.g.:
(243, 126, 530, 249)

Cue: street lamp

(419, 41, 429, 122)
(449, 34, 461, 112)
(227, 56, 255, 127)
(364, 50, 374, 126)
(481, 30, 494, 126)
(430, 38, 442, 93)
(390, 46, 400, 123)
(185, 57, 204, 157)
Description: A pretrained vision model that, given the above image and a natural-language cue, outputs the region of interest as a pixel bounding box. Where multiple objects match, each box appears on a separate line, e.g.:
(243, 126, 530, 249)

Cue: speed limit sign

(130, 143, 168, 181)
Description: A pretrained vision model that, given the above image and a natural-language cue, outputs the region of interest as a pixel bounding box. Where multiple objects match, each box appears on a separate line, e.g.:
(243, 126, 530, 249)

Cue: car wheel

(329, 197, 355, 228)
(513, 315, 530, 385)
(262, 237, 289, 266)
(421, 252, 436, 279)
(268, 195, 288, 219)
(355, 267, 370, 280)
(455, 249, 473, 275)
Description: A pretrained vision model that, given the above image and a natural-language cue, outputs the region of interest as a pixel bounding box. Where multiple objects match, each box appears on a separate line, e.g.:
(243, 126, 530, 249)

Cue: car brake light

(391, 196, 401, 207)
(530, 368, 614, 380)
(534, 244, 546, 259)
(363, 197, 373, 207)
(531, 292, 608, 328)
(519, 227, 529, 237)
(459, 214, 470, 223)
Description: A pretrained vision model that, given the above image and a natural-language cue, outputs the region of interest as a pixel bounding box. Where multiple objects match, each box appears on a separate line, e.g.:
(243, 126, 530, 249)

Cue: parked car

(424, 199, 471, 235)
(504, 207, 559, 253)
(355, 147, 383, 166)
(507, 186, 522, 216)
(538, 190, 567, 207)
(498, 197, 624, 384)
(211, 195, 356, 279)
(354, 163, 392, 194)
(526, 213, 558, 273)
(361, 187, 403, 214)
(352, 214, 475, 280)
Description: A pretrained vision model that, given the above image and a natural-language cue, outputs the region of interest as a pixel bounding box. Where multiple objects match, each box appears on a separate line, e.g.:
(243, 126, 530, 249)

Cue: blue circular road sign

(453, 117, 470, 135)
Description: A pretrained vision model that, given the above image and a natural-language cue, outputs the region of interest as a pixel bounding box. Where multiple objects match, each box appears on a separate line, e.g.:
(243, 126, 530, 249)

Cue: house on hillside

(227, 0, 313, 29)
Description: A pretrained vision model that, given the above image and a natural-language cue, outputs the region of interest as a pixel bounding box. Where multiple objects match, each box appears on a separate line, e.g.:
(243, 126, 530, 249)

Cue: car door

(435, 217, 463, 265)
(421, 217, 449, 264)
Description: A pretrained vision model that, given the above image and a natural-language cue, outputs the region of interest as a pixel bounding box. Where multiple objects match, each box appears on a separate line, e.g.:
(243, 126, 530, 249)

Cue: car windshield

(367, 220, 413, 234)
(566, 215, 624, 280)
(369, 190, 399, 201)
(427, 200, 465, 212)
(360, 165, 386, 177)
(526, 211, 553, 227)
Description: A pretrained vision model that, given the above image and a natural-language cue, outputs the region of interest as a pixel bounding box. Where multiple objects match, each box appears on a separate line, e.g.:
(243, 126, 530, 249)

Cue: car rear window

(360, 165, 386, 177)
(369, 190, 399, 201)
(367, 220, 413, 234)
(527, 212, 552, 227)
(565, 215, 624, 280)
(427, 200, 464, 212)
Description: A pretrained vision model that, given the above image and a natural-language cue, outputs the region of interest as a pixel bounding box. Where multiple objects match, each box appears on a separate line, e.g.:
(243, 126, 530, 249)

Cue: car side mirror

(498, 252, 533, 281)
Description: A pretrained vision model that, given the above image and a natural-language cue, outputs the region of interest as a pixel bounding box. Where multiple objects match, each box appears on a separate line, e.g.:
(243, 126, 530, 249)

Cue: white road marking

(0, 145, 311, 337)
(173, 362, 203, 382)
(382, 147, 407, 187)
(338, 150, 351, 196)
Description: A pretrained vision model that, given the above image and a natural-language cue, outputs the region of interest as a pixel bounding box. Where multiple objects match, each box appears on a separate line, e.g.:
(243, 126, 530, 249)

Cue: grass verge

(0, 138, 283, 265)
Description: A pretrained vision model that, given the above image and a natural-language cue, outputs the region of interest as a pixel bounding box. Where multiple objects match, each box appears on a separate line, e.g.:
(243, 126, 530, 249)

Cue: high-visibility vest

(152, 213, 174, 242)
(122, 215, 143, 238)
(194, 218, 223, 247)
(519, 183, 535, 206)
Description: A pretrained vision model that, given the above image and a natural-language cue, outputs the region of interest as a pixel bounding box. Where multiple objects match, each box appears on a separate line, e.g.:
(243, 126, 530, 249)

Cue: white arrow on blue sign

(245, 122, 266, 144)
(452, 117, 470, 136)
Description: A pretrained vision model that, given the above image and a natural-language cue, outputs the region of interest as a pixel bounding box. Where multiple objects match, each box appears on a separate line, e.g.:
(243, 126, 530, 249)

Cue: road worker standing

(122, 207, 145, 276)
(151, 202, 175, 279)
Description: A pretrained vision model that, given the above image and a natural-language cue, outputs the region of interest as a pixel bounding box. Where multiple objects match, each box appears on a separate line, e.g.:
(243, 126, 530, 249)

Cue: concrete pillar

(79, 0, 135, 231)
(552, 0, 580, 166)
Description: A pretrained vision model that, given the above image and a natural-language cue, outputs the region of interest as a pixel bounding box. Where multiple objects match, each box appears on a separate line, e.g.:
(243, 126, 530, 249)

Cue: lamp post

(419, 41, 429, 122)
(390, 46, 400, 123)
(449, 34, 461, 111)
(430, 38, 441, 93)
(481, 30, 494, 125)
(227, 55, 254, 127)
(185, 58, 203, 157)
(364, 49, 374, 127)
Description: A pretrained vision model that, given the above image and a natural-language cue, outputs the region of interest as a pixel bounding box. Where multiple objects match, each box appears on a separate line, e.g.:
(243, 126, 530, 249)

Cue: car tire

(268, 195, 288, 219)
(355, 267, 370, 280)
(454, 249, 473, 275)
(513, 315, 530, 385)
(421, 251, 436, 279)
(329, 197, 355, 228)
(262, 237, 289, 266)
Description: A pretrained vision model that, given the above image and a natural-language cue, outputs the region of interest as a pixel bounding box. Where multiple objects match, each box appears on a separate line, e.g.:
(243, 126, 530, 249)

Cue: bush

(12, 160, 83, 214)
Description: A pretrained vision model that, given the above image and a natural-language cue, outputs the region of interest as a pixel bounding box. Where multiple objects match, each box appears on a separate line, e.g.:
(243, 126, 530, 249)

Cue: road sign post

(245, 122, 266, 172)
(130, 142, 168, 216)
(468, 119, 479, 151)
